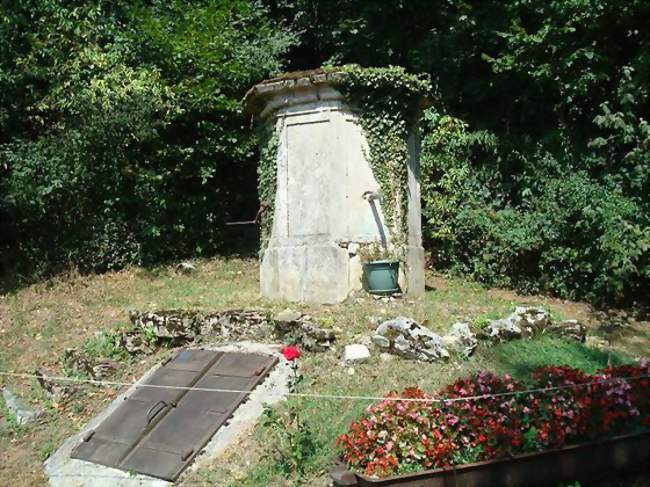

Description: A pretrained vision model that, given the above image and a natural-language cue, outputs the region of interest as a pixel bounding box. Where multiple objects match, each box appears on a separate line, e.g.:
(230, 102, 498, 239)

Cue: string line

(1, 370, 648, 404)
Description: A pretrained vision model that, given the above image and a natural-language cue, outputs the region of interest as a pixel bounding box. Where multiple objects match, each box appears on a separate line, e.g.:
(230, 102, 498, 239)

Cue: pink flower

(281, 345, 301, 361)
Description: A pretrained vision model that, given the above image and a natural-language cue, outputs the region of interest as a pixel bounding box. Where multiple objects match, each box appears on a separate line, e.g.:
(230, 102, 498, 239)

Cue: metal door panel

(71, 350, 277, 481)
(210, 352, 272, 377)
(120, 447, 186, 481)
(72, 437, 132, 467)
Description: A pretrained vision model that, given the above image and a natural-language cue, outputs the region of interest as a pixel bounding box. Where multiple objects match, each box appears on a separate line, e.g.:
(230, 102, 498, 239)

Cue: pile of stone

(129, 309, 272, 344)
(479, 306, 586, 343)
(272, 309, 337, 352)
(372, 317, 451, 362)
(62, 348, 123, 380)
(371, 306, 586, 363)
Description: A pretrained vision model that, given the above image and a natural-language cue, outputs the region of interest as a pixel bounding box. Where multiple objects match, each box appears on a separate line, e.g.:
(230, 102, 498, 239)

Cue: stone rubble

(372, 317, 450, 362)
(482, 306, 551, 341)
(371, 306, 587, 362)
(35, 368, 75, 403)
(481, 306, 586, 343)
(342, 344, 371, 363)
(273, 309, 336, 351)
(62, 348, 123, 380)
(129, 309, 272, 343)
(1, 387, 40, 425)
(545, 319, 587, 342)
(441, 322, 478, 357)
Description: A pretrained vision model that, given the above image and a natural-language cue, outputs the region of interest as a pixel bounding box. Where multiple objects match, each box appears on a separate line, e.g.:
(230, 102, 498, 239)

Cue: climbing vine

(257, 121, 280, 253)
(333, 65, 432, 245)
(255, 65, 430, 254)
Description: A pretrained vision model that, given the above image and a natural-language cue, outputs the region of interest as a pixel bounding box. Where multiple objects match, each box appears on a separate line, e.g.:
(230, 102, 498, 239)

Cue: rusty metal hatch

(71, 349, 277, 481)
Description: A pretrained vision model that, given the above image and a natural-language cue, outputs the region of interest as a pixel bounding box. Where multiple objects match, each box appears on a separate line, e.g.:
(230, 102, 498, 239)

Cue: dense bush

(337, 362, 650, 477)
(1, 0, 648, 305)
(0, 0, 293, 279)
(420, 111, 650, 304)
(269, 0, 650, 305)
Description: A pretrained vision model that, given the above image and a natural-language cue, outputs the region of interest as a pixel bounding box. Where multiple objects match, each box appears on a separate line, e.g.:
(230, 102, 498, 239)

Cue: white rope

(1, 370, 647, 404)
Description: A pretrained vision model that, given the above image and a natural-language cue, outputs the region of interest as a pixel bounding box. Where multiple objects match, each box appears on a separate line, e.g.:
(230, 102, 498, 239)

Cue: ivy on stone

(257, 122, 280, 253)
(333, 65, 431, 245)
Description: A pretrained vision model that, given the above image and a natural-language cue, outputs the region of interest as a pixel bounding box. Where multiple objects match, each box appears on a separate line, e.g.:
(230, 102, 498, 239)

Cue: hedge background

(1, 0, 648, 306)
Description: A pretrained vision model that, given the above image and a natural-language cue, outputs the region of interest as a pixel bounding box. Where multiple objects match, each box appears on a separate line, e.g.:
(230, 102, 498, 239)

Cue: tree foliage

(270, 0, 649, 305)
(0, 0, 293, 278)
(1, 0, 648, 305)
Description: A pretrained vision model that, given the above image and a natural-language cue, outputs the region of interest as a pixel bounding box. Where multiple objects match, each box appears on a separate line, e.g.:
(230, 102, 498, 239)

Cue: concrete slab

(45, 342, 291, 487)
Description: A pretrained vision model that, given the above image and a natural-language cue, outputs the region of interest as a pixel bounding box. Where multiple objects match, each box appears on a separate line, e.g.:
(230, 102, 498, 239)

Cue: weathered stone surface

(252, 76, 425, 303)
(441, 322, 478, 356)
(546, 319, 586, 342)
(35, 368, 74, 403)
(374, 317, 449, 362)
(122, 331, 154, 354)
(371, 334, 390, 348)
(2, 387, 40, 425)
(199, 310, 270, 341)
(272, 310, 336, 351)
(130, 310, 200, 340)
(63, 348, 94, 377)
(62, 348, 123, 380)
(130, 310, 272, 344)
(483, 306, 551, 342)
(342, 344, 371, 363)
(274, 308, 303, 323)
(586, 335, 610, 349)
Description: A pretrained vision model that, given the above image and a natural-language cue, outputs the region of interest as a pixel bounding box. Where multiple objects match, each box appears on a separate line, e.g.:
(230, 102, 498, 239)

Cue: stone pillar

(245, 71, 425, 303)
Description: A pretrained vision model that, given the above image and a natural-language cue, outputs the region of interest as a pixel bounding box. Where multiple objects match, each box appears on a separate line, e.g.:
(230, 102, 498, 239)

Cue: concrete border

(45, 342, 291, 487)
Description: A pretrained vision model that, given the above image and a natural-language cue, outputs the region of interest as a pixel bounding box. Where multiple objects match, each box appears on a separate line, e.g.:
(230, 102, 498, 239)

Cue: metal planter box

(330, 431, 650, 487)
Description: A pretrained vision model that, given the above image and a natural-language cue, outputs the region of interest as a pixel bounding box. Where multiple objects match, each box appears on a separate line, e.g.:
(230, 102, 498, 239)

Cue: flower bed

(336, 362, 650, 478)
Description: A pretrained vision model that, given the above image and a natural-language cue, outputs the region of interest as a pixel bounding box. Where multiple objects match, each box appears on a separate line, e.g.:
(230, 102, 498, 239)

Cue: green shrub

(0, 0, 294, 281)
(421, 111, 650, 305)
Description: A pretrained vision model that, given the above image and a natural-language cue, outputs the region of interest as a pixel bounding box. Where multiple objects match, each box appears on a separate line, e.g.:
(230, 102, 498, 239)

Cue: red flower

(281, 345, 301, 361)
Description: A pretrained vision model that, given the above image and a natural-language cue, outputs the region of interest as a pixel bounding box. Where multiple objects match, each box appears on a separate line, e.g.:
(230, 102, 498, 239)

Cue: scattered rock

(273, 310, 336, 351)
(482, 306, 551, 342)
(63, 348, 94, 378)
(546, 319, 586, 342)
(1, 387, 40, 426)
(586, 335, 610, 349)
(90, 359, 123, 379)
(35, 368, 74, 403)
(342, 344, 371, 363)
(373, 317, 450, 362)
(371, 334, 390, 349)
(347, 367, 355, 376)
(274, 308, 303, 324)
(122, 331, 154, 354)
(441, 322, 478, 356)
(62, 348, 123, 380)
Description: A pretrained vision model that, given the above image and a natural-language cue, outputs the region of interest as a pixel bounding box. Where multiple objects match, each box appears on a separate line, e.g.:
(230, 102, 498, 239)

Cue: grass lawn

(0, 258, 648, 486)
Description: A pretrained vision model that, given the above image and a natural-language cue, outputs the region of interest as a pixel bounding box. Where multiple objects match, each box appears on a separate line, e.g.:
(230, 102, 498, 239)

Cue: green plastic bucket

(362, 260, 400, 295)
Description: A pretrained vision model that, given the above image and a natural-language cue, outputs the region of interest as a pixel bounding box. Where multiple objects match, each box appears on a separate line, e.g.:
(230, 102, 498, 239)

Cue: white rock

(274, 308, 302, 323)
(374, 317, 449, 362)
(372, 334, 391, 348)
(342, 344, 371, 363)
(2, 387, 40, 425)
